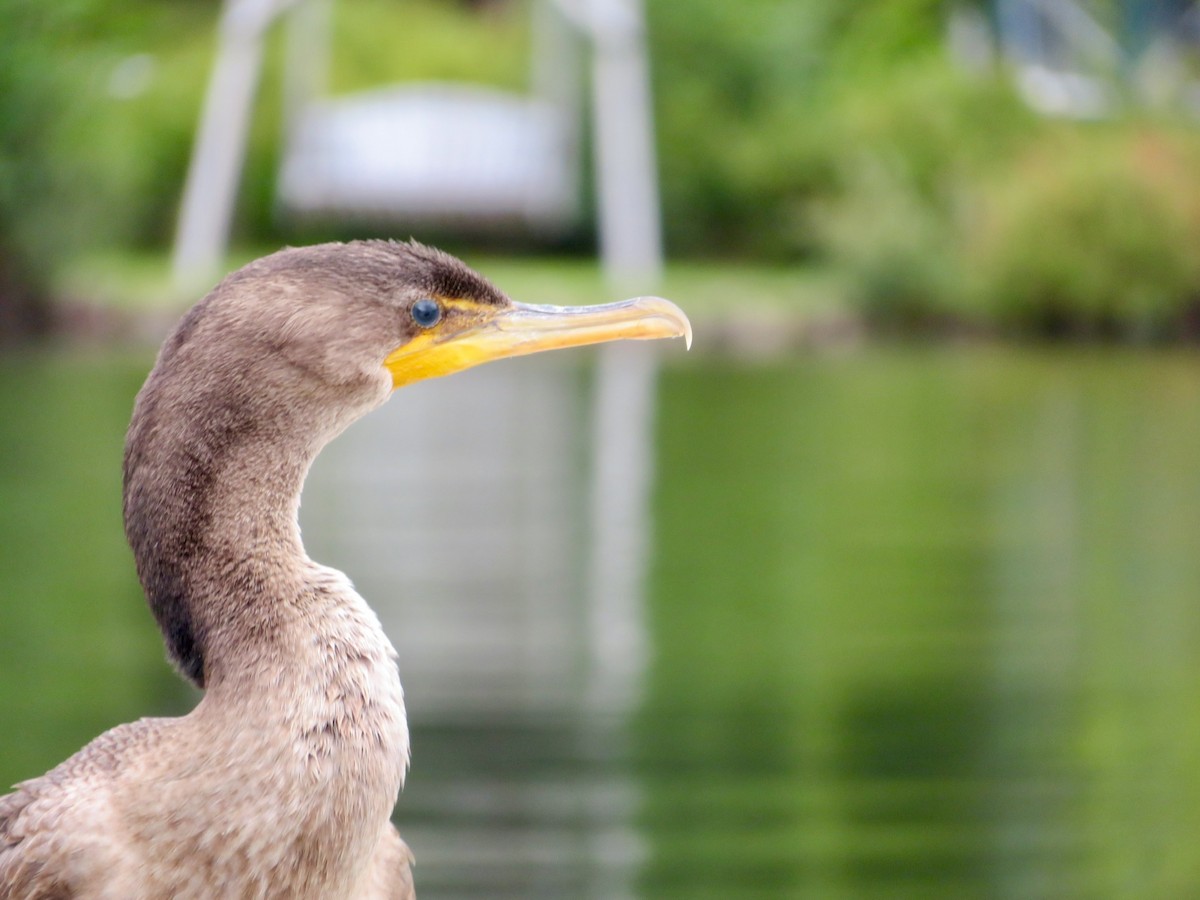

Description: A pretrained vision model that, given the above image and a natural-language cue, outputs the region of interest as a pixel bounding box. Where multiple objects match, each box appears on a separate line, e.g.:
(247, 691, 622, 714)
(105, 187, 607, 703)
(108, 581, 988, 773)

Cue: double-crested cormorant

(0, 241, 690, 899)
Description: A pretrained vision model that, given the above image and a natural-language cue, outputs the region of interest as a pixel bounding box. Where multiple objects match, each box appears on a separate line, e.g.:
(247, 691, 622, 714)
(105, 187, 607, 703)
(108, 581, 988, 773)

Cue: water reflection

(302, 346, 661, 898)
(644, 349, 1200, 899)
(302, 348, 661, 719)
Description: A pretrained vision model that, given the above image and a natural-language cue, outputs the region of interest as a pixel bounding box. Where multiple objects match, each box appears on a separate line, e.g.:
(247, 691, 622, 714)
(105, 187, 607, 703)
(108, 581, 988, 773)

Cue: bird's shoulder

(0, 717, 173, 899)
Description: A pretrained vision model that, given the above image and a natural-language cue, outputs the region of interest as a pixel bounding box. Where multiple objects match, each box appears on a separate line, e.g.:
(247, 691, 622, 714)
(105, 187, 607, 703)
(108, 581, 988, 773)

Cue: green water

(645, 351, 1200, 899)
(2, 348, 1200, 898)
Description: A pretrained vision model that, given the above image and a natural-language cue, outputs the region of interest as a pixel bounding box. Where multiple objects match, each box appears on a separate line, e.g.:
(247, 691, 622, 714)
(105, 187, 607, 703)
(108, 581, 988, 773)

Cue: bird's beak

(384, 296, 692, 389)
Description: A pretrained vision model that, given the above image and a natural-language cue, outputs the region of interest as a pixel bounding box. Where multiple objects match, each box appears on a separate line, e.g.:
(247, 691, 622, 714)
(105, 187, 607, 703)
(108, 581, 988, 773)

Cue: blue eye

(411, 298, 442, 328)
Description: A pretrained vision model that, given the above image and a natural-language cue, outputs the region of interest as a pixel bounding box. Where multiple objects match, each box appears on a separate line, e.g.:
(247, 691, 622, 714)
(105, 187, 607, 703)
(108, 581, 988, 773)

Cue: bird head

(175, 241, 690, 426)
(124, 240, 689, 688)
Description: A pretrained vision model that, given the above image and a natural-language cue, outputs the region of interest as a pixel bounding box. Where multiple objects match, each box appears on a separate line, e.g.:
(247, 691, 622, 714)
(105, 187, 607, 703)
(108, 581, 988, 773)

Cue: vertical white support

(282, 0, 331, 138)
(172, 0, 293, 289)
(588, 0, 663, 279)
(532, 0, 583, 121)
(583, 0, 665, 716)
(585, 342, 657, 712)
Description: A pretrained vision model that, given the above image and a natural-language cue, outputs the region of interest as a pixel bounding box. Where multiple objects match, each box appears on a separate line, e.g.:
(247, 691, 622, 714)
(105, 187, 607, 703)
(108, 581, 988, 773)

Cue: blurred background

(4, 0, 1200, 896)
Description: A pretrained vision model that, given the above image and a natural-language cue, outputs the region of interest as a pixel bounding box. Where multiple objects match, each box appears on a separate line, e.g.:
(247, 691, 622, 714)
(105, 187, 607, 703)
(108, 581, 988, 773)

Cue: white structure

(172, 0, 662, 286)
(275, 0, 580, 232)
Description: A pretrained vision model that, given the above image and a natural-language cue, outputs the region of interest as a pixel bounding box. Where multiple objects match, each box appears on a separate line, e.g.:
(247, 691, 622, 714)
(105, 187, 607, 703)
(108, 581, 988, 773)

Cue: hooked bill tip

(627, 296, 692, 351)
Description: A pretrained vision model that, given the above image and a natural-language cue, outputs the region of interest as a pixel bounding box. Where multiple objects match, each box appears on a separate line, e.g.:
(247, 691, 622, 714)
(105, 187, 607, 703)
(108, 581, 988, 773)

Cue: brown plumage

(0, 240, 689, 899)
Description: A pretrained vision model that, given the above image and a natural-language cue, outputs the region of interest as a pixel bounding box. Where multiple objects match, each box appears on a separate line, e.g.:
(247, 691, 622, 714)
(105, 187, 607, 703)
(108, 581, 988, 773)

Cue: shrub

(968, 128, 1200, 338)
(818, 154, 961, 327)
(811, 53, 1200, 338)
(813, 56, 1033, 326)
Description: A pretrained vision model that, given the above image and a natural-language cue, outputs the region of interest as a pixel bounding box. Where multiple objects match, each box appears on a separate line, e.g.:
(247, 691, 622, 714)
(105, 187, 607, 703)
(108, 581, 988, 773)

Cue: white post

(582, 0, 664, 713)
(588, 0, 663, 279)
(172, 0, 295, 289)
(282, 0, 331, 138)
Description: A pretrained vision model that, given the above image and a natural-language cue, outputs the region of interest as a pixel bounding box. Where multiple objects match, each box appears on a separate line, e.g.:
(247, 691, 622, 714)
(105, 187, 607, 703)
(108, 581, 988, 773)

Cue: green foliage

(810, 50, 1200, 338)
(0, 0, 212, 272)
(815, 55, 1034, 325)
(646, 0, 949, 260)
(0, 0, 86, 334)
(646, 0, 1200, 337)
(819, 155, 961, 328)
(969, 128, 1200, 338)
(647, 1, 823, 259)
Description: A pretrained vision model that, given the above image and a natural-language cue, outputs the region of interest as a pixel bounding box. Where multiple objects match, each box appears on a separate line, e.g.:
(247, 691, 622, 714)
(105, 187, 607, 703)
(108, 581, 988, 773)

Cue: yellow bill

(385, 296, 692, 389)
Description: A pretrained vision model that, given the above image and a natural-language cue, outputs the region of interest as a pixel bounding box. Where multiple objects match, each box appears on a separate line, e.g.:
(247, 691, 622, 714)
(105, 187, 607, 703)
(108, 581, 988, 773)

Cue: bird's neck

(123, 381, 345, 689)
(122, 390, 409, 891)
